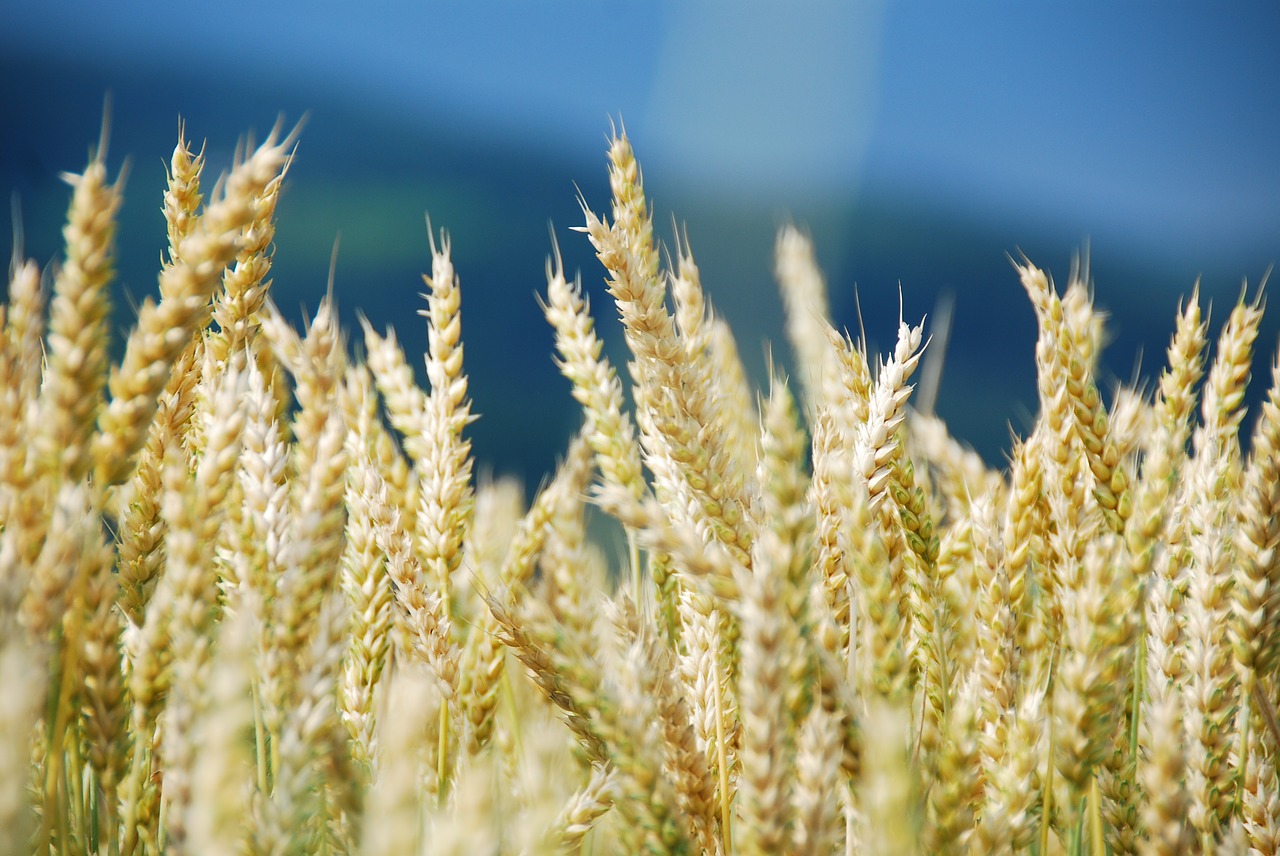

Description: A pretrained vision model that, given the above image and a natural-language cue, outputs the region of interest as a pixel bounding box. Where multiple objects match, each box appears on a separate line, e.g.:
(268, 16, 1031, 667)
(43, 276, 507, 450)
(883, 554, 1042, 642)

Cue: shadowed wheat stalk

(1, 117, 1278, 855)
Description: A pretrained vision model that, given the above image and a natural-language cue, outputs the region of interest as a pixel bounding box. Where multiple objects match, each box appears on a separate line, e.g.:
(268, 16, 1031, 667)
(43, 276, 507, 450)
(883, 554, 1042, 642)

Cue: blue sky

(4, 2, 1277, 264)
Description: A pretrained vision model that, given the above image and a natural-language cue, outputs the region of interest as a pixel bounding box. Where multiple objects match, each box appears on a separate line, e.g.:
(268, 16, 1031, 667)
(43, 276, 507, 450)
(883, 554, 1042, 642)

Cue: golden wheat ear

(775, 223, 839, 421)
(94, 127, 293, 488)
(38, 137, 123, 484)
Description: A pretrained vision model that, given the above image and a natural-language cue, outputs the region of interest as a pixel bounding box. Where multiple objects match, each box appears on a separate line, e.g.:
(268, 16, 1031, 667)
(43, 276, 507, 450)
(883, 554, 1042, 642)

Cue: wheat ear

(94, 127, 292, 486)
(39, 141, 122, 483)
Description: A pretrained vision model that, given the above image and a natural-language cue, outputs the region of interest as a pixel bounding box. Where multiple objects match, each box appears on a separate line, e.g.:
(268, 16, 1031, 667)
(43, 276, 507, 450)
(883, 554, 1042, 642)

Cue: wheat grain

(7, 118, 1280, 856)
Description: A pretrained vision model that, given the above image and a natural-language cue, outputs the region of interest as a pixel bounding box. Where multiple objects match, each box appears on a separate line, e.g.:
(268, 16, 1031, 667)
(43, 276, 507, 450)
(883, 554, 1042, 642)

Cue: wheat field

(1, 119, 1278, 855)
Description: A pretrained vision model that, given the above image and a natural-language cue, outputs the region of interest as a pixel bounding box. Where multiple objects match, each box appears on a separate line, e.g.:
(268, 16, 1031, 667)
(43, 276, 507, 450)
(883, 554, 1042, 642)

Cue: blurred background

(2, 3, 1278, 485)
